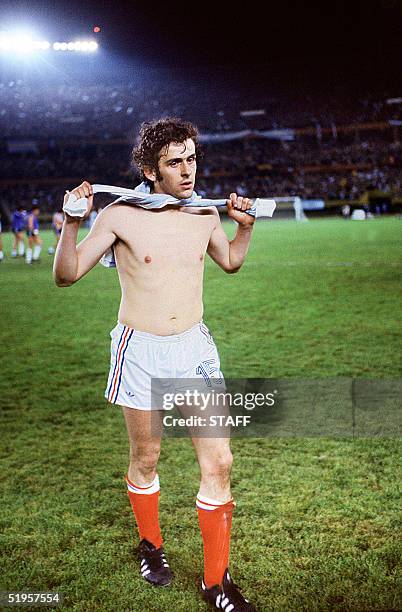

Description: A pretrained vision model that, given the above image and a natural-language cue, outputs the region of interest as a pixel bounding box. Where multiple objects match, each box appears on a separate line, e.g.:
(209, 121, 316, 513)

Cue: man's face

(150, 138, 197, 199)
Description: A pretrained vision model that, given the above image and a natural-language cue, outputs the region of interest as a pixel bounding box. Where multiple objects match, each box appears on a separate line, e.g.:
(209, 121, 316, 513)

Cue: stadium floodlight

(0, 31, 98, 54)
(52, 40, 98, 52)
(34, 40, 50, 50)
(0, 30, 51, 54)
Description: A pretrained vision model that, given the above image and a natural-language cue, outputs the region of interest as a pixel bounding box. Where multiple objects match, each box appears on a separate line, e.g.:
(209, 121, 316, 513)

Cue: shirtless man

(53, 118, 256, 612)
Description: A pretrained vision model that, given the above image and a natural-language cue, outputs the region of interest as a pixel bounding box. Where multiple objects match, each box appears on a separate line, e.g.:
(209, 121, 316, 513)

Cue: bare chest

(115, 208, 215, 266)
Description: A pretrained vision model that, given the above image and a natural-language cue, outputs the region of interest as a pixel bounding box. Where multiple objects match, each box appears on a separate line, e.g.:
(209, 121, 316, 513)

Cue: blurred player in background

(11, 205, 26, 257)
(25, 205, 42, 264)
(87, 205, 99, 229)
(48, 209, 64, 255)
(54, 118, 257, 611)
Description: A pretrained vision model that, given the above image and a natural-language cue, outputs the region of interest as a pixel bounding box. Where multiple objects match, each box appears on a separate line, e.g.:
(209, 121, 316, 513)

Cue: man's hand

(63, 181, 94, 221)
(226, 193, 255, 227)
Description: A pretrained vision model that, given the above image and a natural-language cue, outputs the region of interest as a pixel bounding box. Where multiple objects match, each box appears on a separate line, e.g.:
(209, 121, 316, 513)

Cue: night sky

(1, 0, 401, 90)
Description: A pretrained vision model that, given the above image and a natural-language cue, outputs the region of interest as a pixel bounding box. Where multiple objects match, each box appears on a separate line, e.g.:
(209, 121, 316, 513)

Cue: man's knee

(130, 443, 161, 474)
(200, 449, 233, 480)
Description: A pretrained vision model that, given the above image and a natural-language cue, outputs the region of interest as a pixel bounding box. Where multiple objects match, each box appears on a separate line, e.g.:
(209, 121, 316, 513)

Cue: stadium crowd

(0, 77, 400, 217)
(1, 137, 400, 210)
(1, 137, 399, 180)
(1, 79, 400, 138)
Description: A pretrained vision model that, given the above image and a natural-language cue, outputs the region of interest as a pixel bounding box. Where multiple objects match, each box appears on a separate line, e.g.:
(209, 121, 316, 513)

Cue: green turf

(0, 218, 401, 611)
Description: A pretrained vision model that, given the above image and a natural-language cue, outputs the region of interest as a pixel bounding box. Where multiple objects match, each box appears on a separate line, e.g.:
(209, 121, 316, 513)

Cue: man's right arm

(53, 184, 117, 287)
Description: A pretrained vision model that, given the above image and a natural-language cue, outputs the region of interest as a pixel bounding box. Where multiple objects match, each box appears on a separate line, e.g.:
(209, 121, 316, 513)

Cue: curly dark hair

(132, 117, 202, 186)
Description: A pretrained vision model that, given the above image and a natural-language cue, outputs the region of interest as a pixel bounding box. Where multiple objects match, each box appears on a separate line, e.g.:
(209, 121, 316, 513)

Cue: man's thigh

(123, 406, 164, 449)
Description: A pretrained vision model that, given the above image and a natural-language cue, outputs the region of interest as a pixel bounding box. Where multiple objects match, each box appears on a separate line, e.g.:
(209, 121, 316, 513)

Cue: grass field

(0, 217, 401, 611)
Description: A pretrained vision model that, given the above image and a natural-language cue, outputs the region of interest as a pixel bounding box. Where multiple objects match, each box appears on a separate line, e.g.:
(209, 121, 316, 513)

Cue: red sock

(197, 493, 235, 588)
(125, 474, 163, 549)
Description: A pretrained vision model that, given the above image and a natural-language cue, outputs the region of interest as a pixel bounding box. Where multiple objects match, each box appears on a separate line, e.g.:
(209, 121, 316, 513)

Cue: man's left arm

(207, 193, 255, 273)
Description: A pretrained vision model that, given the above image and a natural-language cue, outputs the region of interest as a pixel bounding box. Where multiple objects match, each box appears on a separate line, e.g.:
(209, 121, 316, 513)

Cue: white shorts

(105, 320, 224, 410)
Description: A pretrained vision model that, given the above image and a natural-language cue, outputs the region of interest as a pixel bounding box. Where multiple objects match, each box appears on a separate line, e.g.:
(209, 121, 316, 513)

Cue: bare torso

(110, 203, 217, 335)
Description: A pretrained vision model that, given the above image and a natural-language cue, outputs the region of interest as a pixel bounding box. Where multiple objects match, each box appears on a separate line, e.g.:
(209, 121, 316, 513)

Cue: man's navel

(144, 255, 152, 264)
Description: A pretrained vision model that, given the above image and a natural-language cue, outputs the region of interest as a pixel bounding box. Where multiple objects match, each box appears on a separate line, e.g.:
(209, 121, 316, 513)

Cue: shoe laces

(142, 546, 168, 573)
(222, 578, 250, 606)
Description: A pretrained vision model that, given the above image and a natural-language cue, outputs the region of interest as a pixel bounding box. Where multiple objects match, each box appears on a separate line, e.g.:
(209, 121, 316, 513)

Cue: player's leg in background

(11, 231, 18, 257)
(32, 234, 42, 261)
(48, 230, 59, 255)
(0, 227, 4, 261)
(25, 234, 33, 264)
(122, 407, 164, 548)
(17, 231, 25, 256)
